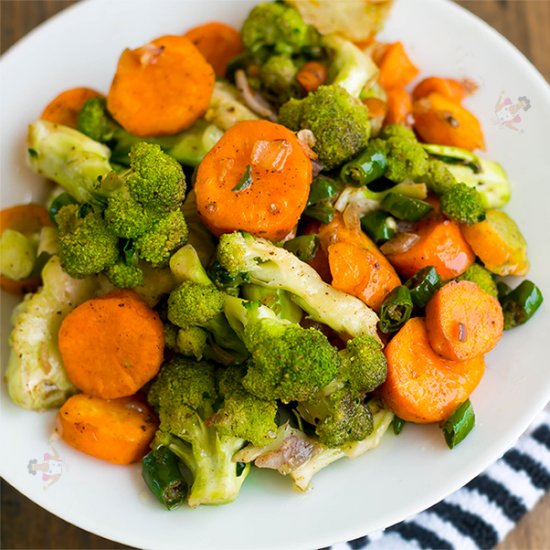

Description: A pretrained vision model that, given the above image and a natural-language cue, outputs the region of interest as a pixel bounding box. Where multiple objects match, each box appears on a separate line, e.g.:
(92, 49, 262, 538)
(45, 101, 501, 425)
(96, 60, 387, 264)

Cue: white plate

(1, 1, 550, 549)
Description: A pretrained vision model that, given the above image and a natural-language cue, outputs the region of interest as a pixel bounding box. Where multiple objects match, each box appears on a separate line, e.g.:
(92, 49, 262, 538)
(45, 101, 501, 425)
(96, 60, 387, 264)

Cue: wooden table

(1, 1, 549, 548)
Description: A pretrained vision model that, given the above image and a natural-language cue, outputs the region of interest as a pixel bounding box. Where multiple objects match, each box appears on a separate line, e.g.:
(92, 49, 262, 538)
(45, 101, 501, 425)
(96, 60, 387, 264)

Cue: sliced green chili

(283, 234, 319, 263)
(142, 446, 187, 510)
(500, 280, 543, 330)
(340, 148, 387, 187)
(380, 193, 433, 222)
(303, 203, 335, 224)
(378, 285, 413, 333)
(442, 399, 475, 449)
(405, 266, 442, 308)
(307, 176, 342, 206)
(360, 211, 396, 243)
(392, 416, 405, 435)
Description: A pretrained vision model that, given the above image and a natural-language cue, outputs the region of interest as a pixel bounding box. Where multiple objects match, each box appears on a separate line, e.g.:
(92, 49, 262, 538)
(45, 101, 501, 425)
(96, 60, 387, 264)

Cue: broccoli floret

(455, 264, 498, 298)
(175, 326, 209, 359)
(297, 335, 387, 447)
(148, 357, 250, 507)
(207, 365, 279, 447)
(422, 143, 511, 209)
(440, 182, 486, 224)
(234, 400, 394, 491)
(105, 260, 144, 289)
(278, 84, 370, 169)
(241, 2, 318, 59)
(217, 232, 379, 339)
(260, 55, 299, 102)
(168, 281, 225, 327)
(56, 204, 119, 278)
(223, 297, 339, 403)
(424, 158, 458, 195)
(78, 97, 223, 167)
(6, 256, 99, 410)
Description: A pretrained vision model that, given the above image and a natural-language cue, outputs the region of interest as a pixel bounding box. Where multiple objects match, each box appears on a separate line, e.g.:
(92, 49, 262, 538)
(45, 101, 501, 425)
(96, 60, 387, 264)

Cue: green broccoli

(234, 400, 394, 491)
(241, 284, 303, 323)
(259, 55, 299, 102)
(422, 143, 511, 209)
(440, 182, 486, 224)
(77, 96, 223, 167)
(206, 365, 279, 447)
(55, 204, 119, 278)
(278, 84, 370, 169)
(223, 296, 339, 403)
(148, 357, 250, 507)
(455, 264, 498, 298)
(241, 2, 319, 59)
(296, 335, 387, 447)
(216, 232, 380, 339)
(6, 255, 99, 410)
(105, 260, 144, 289)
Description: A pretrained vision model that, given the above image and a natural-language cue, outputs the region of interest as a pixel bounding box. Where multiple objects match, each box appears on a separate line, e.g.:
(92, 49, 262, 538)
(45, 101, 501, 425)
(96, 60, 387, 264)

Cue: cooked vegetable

(378, 285, 413, 333)
(184, 22, 243, 77)
(340, 141, 388, 187)
(142, 446, 188, 510)
(386, 219, 475, 279)
(461, 209, 529, 276)
(296, 61, 328, 93)
(425, 280, 504, 361)
(377, 42, 419, 90)
(58, 290, 164, 399)
(455, 263, 498, 298)
(360, 210, 396, 243)
(442, 399, 475, 449)
(107, 35, 215, 136)
(217, 231, 380, 338)
(278, 84, 370, 169)
(204, 81, 259, 131)
(195, 120, 312, 240)
(384, 86, 413, 126)
(380, 193, 433, 222)
(404, 265, 442, 308)
(78, 97, 223, 167)
(440, 182, 486, 224)
(40, 87, 103, 128)
(413, 92, 485, 150)
(380, 317, 485, 423)
(6, 255, 98, 410)
(282, 234, 320, 264)
(259, 55, 299, 102)
(413, 77, 474, 103)
(499, 280, 544, 330)
(57, 394, 157, 464)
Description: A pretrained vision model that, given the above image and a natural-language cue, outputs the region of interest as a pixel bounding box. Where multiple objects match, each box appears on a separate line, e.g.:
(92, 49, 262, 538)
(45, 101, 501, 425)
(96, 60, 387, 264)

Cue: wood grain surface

(1, 1, 549, 549)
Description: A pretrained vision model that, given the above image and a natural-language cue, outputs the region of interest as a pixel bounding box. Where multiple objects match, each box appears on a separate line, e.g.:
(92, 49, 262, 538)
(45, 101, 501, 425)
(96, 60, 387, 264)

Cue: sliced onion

(296, 129, 318, 160)
(311, 159, 323, 178)
(235, 70, 277, 121)
(380, 232, 420, 255)
(139, 43, 164, 66)
(251, 139, 292, 171)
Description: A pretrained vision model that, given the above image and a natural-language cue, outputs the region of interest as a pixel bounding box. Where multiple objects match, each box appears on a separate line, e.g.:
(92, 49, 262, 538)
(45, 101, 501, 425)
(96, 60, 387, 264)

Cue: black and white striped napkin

(328, 408, 550, 550)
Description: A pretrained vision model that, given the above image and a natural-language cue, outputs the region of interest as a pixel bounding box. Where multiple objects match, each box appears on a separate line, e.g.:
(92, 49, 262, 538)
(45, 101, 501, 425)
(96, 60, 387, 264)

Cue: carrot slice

(328, 241, 401, 312)
(296, 61, 329, 93)
(58, 290, 164, 399)
(412, 77, 475, 103)
(184, 21, 243, 78)
(0, 204, 53, 295)
(40, 87, 104, 128)
(425, 280, 504, 361)
(107, 35, 215, 136)
(57, 394, 158, 464)
(364, 98, 388, 120)
(194, 120, 312, 241)
(380, 317, 485, 423)
(384, 86, 412, 126)
(460, 210, 529, 276)
(413, 92, 485, 150)
(386, 219, 475, 279)
(378, 42, 419, 90)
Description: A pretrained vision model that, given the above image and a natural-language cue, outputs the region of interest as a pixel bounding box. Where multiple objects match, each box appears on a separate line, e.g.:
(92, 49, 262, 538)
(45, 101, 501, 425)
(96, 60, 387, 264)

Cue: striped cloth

(328, 408, 550, 550)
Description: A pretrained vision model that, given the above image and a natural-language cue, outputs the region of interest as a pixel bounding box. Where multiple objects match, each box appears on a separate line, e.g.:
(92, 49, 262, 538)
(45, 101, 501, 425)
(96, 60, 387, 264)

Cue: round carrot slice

(41, 87, 104, 129)
(425, 280, 504, 361)
(58, 290, 164, 399)
(107, 35, 215, 136)
(380, 317, 485, 423)
(194, 120, 312, 241)
(57, 394, 157, 464)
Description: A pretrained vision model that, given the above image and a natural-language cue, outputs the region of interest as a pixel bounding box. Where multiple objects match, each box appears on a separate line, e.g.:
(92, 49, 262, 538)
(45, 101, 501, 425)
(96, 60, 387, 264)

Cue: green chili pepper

(442, 399, 475, 449)
(378, 286, 413, 333)
(380, 193, 433, 222)
(500, 280, 543, 330)
(283, 234, 319, 263)
(360, 211, 396, 243)
(142, 446, 187, 510)
(497, 281, 512, 300)
(392, 416, 405, 435)
(340, 147, 387, 187)
(307, 176, 342, 206)
(304, 203, 335, 224)
(405, 266, 442, 308)
(48, 192, 78, 224)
